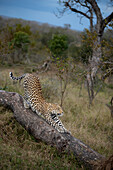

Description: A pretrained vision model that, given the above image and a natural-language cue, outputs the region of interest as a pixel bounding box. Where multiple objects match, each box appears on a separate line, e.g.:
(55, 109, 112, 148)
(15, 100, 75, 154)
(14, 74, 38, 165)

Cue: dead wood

(0, 90, 105, 169)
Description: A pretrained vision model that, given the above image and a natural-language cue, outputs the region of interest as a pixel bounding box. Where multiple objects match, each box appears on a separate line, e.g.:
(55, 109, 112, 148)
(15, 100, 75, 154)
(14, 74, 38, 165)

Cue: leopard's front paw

(63, 129, 71, 134)
(58, 127, 71, 134)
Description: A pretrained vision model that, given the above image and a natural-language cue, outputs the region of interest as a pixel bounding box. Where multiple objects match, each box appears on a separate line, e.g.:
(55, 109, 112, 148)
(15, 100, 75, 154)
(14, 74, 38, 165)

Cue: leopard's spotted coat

(9, 72, 69, 133)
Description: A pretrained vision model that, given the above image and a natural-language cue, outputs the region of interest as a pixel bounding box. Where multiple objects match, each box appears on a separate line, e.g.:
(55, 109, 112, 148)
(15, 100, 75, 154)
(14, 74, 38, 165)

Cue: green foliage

(15, 23, 32, 35)
(0, 16, 112, 68)
(9, 31, 30, 52)
(49, 34, 68, 60)
(80, 30, 93, 63)
(0, 16, 81, 65)
(0, 25, 14, 64)
(0, 23, 32, 64)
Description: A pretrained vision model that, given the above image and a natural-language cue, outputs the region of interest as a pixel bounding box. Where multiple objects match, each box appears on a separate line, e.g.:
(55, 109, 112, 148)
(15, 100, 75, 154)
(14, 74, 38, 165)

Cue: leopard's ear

(55, 103, 62, 108)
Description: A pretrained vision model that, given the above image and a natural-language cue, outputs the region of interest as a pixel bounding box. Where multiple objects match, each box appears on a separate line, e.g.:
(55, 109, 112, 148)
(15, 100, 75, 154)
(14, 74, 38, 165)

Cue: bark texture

(0, 90, 105, 169)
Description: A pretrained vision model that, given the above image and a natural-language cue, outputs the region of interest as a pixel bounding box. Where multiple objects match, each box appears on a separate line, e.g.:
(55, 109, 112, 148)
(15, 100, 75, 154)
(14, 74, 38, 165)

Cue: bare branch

(101, 12, 113, 33)
(86, 0, 102, 20)
(65, 1, 90, 19)
(75, 0, 90, 9)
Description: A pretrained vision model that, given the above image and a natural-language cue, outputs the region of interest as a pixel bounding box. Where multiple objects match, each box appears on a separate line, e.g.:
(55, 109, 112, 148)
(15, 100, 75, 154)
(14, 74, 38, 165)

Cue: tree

(0, 23, 32, 64)
(15, 23, 32, 35)
(11, 31, 30, 51)
(58, 0, 113, 104)
(9, 31, 30, 62)
(49, 34, 69, 106)
(0, 25, 14, 64)
(49, 34, 68, 61)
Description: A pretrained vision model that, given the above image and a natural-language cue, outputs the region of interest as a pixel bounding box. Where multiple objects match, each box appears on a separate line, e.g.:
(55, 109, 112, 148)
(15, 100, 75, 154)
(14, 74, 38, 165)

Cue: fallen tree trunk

(0, 90, 105, 169)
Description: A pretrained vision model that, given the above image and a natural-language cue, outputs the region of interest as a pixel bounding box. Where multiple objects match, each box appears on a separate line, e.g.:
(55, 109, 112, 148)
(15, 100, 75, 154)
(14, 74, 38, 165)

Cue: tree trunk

(0, 90, 105, 169)
(86, 32, 102, 104)
(91, 35, 102, 79)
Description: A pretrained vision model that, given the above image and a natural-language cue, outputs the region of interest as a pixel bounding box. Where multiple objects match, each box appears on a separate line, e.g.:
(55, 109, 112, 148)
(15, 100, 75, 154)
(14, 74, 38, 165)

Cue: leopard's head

(47, 103, 63, 117)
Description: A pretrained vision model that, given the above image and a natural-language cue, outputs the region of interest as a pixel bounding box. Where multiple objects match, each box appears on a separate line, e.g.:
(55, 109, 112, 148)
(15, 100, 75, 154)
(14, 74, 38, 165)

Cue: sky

(0, 0, 113, 31)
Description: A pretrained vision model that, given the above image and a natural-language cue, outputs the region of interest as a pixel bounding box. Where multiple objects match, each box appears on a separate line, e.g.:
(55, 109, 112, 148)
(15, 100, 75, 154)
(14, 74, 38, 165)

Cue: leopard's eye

(57, 112, 63, 116)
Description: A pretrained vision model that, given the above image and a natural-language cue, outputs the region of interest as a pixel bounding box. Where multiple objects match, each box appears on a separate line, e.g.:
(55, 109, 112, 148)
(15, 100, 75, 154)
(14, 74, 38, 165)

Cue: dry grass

(41, 74, 113, 158)
(0, 66, 113, 168)
(0, 107, 82, 169)
(60, 83, 113, 157)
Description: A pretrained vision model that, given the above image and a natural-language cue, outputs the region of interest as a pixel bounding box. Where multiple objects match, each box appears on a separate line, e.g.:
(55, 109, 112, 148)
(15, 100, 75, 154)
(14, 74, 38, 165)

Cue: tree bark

(86, 35, 102, 104)
(0, 90, 105, 169)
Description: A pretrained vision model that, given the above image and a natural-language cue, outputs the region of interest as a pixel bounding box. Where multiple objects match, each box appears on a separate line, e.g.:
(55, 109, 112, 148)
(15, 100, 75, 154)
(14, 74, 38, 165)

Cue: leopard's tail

(9, 72, 26, 81)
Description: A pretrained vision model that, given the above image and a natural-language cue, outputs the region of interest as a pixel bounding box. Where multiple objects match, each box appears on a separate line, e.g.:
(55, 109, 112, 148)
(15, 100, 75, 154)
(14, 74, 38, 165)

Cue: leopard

(9, 72, 69, 133)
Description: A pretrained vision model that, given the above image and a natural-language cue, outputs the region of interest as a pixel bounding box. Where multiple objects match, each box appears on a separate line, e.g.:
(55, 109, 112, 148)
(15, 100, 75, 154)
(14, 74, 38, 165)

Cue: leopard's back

(23, 74, 43, 98)
(23, 73, 47, 114)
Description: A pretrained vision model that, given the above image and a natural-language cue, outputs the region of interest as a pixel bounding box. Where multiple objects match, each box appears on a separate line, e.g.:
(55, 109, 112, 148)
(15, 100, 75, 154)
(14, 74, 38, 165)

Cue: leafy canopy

(49, 34, 68, 60)
(9, 31, 30, 52)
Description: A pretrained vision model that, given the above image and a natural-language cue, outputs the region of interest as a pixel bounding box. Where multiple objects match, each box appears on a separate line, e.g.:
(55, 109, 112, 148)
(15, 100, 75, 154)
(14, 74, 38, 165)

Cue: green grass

(0, 66, 113, 169)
